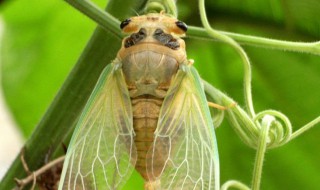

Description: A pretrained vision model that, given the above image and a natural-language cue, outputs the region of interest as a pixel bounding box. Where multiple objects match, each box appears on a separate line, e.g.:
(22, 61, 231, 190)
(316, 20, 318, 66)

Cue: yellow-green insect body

(59, 13, 219, 190)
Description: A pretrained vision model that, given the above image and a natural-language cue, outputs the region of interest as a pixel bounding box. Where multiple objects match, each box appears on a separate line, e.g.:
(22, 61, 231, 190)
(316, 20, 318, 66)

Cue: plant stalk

(188, 26, 320, 56)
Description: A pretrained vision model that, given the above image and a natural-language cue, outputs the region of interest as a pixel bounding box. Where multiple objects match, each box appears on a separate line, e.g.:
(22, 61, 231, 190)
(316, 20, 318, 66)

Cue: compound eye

(120, 18, 131, 29)
(175, 21, 188, 32)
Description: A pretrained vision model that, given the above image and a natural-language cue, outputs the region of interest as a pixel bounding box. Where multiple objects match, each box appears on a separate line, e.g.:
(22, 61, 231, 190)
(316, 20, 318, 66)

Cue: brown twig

(14, 156, 65, 189)
(20, 148, 31, 174)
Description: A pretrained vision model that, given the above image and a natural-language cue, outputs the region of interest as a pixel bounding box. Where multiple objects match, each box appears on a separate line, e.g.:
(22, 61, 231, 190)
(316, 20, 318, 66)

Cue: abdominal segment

(131, 96, 165, 180)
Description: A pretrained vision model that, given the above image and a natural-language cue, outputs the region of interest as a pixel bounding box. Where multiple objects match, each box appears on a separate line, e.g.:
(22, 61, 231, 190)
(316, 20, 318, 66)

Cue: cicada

(59, 13, 219, 190)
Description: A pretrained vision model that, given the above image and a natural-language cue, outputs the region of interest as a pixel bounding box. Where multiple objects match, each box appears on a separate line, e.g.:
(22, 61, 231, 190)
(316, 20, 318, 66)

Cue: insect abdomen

(131, 96, 164, 180)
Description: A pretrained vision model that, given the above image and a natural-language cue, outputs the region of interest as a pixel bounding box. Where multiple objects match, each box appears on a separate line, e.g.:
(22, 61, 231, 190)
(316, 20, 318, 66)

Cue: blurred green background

(1, 0, 320, 189)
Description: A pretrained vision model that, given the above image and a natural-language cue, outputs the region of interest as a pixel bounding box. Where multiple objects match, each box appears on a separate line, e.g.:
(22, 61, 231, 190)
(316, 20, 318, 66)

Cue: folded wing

(59, 61, 136, 190)
(147, 65, 219, 190)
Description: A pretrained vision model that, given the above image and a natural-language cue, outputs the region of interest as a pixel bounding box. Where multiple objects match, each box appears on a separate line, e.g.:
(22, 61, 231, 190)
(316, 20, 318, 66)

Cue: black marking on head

(124, 28, 147, 48)
(153, 28, 180, 50)
(165, 39, 180, 50)
(120, 18, 131, 29)
(154, 28, 164, 36)
(124, 38, 135, 48)
(175, 21, 188, 32)
(138, 28, 147, 36)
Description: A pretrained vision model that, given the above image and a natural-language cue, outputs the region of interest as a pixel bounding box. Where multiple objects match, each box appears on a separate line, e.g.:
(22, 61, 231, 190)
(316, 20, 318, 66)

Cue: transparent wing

(59, 61, 136, 190)
(147, 65, 219, 190)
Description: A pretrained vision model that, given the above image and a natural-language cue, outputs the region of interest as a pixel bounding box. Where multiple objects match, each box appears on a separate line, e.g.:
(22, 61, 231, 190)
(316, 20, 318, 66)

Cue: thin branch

(19, 149, 31, 175)
(251, 116, 272, 190)
(199, 0, 255, 117)
(14, 156, 65, 189)
(290, 116, 320, 141)
(221, 180, 251, 190)
(144, 0, 178, 16)
(188, 26, 320, 56)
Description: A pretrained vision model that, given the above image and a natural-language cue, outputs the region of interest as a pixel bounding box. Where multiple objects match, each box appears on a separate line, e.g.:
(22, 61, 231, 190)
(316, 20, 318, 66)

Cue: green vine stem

(144, 0, 177, 17)
(290, 116, 320, 141)
(203, 80, 320, 149)
(188, 26, 320, 56)
(203, 80, 260, 148)
(251, 115, 272, 190)
(199, 0, 255, 118)
(254, 110, 292, 148)
(221, 180, 251, 190)
(204, 79, 320, 189)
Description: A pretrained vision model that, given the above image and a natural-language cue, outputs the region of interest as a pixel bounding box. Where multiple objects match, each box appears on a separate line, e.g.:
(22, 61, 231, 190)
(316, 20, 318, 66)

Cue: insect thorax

(117, 13, 187, 98)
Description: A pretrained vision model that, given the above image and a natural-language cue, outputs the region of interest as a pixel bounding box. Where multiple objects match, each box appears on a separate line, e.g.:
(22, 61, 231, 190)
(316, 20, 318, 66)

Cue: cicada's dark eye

(120, 18, 131, 29)
(175, 21, 188, 32)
